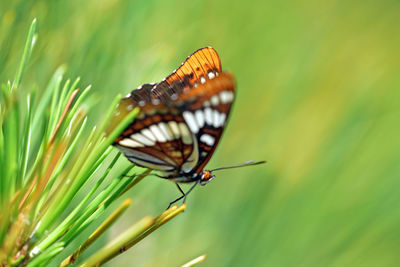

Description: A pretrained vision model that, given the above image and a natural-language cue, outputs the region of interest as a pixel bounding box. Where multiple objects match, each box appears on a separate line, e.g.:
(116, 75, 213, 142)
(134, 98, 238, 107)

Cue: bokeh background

(2, 0, 400, 266)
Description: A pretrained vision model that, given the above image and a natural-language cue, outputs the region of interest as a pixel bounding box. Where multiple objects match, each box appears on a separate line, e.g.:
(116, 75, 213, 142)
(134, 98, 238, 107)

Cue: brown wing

(152, 47, 222, 104)
(112, 47, 234, 179)
(176, 72, 235, 174)
(106, 83, 155, 136)
(114, 87, 198, 176)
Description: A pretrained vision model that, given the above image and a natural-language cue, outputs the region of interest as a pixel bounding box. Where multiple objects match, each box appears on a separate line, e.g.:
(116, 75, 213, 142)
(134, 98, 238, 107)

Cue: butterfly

(112, 47, 264, 207)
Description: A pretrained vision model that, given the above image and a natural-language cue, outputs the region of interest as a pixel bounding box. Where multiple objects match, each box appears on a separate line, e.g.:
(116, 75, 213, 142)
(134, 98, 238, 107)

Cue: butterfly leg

(167, 184, 185, 209)
(182, 180, 200, 204)
(167, 181, 200, 209)
(124, 172, 167, 179)
(123, 171, 153, 179)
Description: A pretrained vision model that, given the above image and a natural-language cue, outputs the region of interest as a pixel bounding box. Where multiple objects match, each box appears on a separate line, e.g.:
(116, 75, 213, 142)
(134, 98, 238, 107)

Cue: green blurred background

(2, 0, 400, 266)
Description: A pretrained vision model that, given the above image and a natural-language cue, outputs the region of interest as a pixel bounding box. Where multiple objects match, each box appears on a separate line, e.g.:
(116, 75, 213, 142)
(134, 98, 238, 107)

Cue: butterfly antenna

(210, 160, 266, 172)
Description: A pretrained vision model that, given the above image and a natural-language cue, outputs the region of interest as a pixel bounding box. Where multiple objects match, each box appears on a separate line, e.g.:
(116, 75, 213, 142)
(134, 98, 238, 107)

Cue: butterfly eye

(198, 171, 215, 186)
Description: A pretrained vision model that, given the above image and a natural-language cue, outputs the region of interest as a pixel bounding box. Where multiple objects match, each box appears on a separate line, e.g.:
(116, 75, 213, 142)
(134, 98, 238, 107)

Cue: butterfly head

(199, 170, 215, 186)
(198, 160, 267, 186)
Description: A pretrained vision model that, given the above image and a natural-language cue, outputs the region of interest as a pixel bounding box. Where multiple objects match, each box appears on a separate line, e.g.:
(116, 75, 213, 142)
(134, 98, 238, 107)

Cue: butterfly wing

(150, 47, 234, 176)
(113, 47, 234, 181)
(176, 72, 235, 174)
(114, 86, 198, 176)
(152, 47, 222, 104)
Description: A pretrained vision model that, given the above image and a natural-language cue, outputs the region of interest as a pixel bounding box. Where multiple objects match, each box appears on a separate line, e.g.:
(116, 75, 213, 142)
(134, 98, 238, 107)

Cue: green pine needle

(0, 19, 188, 267)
